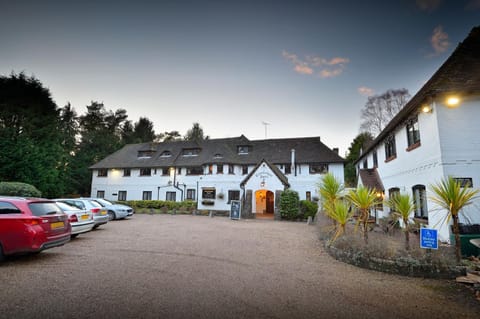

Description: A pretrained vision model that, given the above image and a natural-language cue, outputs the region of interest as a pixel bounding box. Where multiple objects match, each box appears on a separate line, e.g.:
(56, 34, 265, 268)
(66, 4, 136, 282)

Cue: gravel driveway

(0, 214, 479, 319)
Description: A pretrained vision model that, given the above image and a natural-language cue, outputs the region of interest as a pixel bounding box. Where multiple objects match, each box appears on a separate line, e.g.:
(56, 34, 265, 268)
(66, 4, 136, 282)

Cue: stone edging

(324, 242, 466, 279)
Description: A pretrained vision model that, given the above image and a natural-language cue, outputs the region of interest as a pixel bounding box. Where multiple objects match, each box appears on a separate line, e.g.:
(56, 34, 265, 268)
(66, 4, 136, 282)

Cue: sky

(1, 0, 479, 156)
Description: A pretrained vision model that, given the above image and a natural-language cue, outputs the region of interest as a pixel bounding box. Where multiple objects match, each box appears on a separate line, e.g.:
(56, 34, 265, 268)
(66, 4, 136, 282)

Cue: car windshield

(94, 198, 112, 206)
(28, 202, 63, 216)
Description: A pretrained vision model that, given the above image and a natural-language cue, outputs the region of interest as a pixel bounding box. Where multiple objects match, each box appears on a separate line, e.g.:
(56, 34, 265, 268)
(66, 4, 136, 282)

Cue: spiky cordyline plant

(318, 173, 344, 219)
(325, 199, 353, 242)
(347, 186, 381, 245)
(430, 177, 479, 262)
(387, 193, 415, 251)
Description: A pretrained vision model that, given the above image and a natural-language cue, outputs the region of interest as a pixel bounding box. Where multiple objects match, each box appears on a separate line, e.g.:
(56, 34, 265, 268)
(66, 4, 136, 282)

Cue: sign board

(230, 200, 241, 220)
(420, 228, 438, 250)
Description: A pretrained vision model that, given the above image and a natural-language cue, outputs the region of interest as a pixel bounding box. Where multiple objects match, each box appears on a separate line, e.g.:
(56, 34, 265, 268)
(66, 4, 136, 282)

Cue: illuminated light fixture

(421, 105, 433, 113)
(446, 96, 460, 107)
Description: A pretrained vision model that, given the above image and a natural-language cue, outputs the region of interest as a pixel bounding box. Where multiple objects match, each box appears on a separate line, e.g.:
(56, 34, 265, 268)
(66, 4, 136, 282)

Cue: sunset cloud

(430, 26, 449, 55)
(358, 86, 374, 96)
(282, 50, 349, 78)
(416, 0, 441, 11)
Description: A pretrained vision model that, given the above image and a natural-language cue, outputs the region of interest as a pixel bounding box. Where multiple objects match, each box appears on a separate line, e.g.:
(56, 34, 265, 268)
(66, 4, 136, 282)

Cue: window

(309, 164, 328, 174)
(285, 165, 291, 174)
(406, 117, 421, 148)
(140, 168, 151, 176)
(242, 165, 248, 175)
(228, 190, 240, 204)
(177, 168, 181, 175)
(362, 159, 368, 169)
(97, 190, 105, 198)
(186, 189, 196, 200)
(142, 191, 152, 200)
(214, 153, 223, 159)
(187, 167, 203, 175)
(160, 151, 172, 157)
(237, 146, 250, 154)
(208, 164, 213, 174)
(182, 148, 200, 156)
(373, 151, 378, 168)
(306, 191, 311, 201)
(137, 150, 155, 158)
(166, 192, 176, 201)
(228, 164, 234, 174)
(384, 135, 397, 161)
(118, 191, 127, 201)
(202, 188, 216, 199)
(217, 164, 223, 174)
(412, 185, 428, 219)
(0, 201, 21, 214)
(123, 169, 131, 177)
(97, 169, 108, 177)
(454, 177, 473, 188)
(162, 168, 169, 176)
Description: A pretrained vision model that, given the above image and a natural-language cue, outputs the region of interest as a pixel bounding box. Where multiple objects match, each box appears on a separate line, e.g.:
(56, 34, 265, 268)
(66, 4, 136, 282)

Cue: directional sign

(420, 228, 438, 250)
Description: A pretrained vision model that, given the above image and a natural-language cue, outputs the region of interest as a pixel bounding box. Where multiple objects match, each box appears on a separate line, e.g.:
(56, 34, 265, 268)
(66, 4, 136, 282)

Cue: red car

(0, 197, 71, 261)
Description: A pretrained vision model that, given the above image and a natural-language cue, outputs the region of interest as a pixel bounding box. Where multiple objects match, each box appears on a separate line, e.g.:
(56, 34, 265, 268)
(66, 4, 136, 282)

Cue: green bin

(450, 234, 480, 257)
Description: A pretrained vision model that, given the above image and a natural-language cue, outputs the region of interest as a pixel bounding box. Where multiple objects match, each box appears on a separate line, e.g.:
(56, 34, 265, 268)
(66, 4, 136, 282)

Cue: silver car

(55, 201, 94, 238)
(55, 198, 109, 229)
(82, 198, 134, 221)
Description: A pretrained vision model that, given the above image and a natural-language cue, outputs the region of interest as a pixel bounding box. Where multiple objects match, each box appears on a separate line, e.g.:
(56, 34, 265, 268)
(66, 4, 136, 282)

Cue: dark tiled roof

(90, 135, 344, 169)
(358, 26, 480, 161)
(358, 168, 384, 191)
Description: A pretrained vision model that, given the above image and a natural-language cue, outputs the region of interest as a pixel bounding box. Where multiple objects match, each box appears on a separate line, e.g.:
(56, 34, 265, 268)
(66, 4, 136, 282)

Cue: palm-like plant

(347, 186, 380, 245)
(325, 199, 353, 242)
(430, 177, 479, 262)
(387, 194, 415, 250)
(319, 173, 344, 218)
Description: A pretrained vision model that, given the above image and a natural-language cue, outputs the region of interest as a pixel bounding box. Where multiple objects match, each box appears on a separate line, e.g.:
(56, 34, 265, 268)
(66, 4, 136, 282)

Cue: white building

(356, 26, 480, 242)
(90, 135, 344, 218)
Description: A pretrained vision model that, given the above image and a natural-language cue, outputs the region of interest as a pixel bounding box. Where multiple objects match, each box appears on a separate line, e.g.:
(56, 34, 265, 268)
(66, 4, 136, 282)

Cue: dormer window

(214, 153, 223, 159)
(137, 150, 155, 158)
(237, 145, 250, 155)
(160, 151, 172, 157)
(182, 148, 200, 157)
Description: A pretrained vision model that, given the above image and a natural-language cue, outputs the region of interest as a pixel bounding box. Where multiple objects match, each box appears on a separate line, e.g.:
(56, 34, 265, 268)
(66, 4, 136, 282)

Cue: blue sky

(1, 0, 479, 155)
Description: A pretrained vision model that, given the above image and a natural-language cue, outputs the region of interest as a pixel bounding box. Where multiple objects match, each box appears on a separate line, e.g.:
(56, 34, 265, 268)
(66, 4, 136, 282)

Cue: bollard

(209, 211, 214, 218)
(307, 216, 313, 225)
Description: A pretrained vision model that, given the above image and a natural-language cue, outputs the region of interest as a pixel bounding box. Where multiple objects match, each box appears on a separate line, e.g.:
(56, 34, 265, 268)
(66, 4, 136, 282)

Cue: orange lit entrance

(255, 190, 274, 219)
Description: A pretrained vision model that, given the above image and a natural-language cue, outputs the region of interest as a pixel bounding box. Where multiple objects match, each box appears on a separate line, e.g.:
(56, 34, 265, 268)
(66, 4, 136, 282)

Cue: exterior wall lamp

(421, 104, 433, 113)
(446, 96, 460, 108)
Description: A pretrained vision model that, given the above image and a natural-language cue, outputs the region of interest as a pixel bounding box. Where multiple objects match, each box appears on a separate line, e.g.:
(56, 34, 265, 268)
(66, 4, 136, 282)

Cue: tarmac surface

(1, 214, 479, 319)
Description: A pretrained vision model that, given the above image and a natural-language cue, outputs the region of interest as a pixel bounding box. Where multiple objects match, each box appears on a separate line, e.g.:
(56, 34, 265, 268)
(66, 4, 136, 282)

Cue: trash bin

(450, 234, 480, 257)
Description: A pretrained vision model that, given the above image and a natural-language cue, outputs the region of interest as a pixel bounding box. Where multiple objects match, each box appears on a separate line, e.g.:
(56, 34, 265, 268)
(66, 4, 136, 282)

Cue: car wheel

(0, 244, 5, 262)
(108, 211, 116, 221)
(71, 234, 79, 239)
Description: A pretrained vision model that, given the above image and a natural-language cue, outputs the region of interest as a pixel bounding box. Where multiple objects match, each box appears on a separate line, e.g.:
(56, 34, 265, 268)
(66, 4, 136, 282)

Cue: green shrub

(299, 200, 318, 219)
(279, 189, 300, 220)
(0, 182, 42, 197)
(121, 200, 196, 212)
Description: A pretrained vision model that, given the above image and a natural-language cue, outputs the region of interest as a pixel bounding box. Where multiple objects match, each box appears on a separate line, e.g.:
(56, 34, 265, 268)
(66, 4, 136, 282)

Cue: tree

(430, 177, 479, 262)
(133, 117, 156, 143)
(0, 72, 66, 197)
(346, 186, 381, 245)
(360, 89, 410, 137)
(158, 130, 181, 142)
(387, 193, 415, 250)
(184, 122, 209, 141)
(344, 132, 373, 187)
(58, 103, 79, 195)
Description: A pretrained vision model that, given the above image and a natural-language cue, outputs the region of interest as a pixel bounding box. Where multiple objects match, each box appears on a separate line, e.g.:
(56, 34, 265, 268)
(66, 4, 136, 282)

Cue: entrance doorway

(255, 190, 274, 219)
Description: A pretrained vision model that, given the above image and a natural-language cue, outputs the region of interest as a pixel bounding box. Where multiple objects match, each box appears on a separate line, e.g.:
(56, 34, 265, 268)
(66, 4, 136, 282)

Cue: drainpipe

(291, 149, 296, 177)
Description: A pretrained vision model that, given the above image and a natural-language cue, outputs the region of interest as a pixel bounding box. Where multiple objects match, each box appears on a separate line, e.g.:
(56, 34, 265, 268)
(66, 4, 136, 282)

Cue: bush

(279, 189, 300, 220)
(299, 200, 318, 219)
(121, 200, 196, 211)
(0, 182, 42, 197)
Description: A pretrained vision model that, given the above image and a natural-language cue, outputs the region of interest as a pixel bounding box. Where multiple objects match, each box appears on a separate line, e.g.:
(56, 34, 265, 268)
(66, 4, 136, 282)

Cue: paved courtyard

(0, 214, 479, 319)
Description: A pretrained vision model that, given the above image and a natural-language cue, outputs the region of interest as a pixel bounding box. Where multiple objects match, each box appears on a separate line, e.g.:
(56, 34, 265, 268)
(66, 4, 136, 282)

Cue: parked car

(82, 197, 134, 220)
(0, 196, 71, 261)
(54, 198, 108, 229)
(55, 201, 94, 238)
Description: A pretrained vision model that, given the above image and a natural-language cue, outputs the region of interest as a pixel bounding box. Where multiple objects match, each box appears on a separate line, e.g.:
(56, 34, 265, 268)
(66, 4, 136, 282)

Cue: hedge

(0, 182, 42, 197)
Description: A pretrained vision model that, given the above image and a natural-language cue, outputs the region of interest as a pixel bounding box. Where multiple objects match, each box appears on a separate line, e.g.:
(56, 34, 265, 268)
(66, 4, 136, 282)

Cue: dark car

(0, 197, 71, 261)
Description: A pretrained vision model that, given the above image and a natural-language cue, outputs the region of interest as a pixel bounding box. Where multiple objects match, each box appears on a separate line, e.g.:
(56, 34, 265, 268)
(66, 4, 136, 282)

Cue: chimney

(291, 149, 296, 176)
(333, 147, 339, 154)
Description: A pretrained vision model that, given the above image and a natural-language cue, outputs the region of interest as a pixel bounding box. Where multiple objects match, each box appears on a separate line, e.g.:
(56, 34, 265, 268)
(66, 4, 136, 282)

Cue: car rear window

(56, 202, 80, 211)
(28, 202, 63, 216)
(89, 200, 102, 208)
(0, 201, 21, 214)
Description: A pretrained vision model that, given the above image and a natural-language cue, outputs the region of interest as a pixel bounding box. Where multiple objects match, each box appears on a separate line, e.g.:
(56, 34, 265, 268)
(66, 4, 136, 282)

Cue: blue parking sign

(420, 228, 438, 249)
